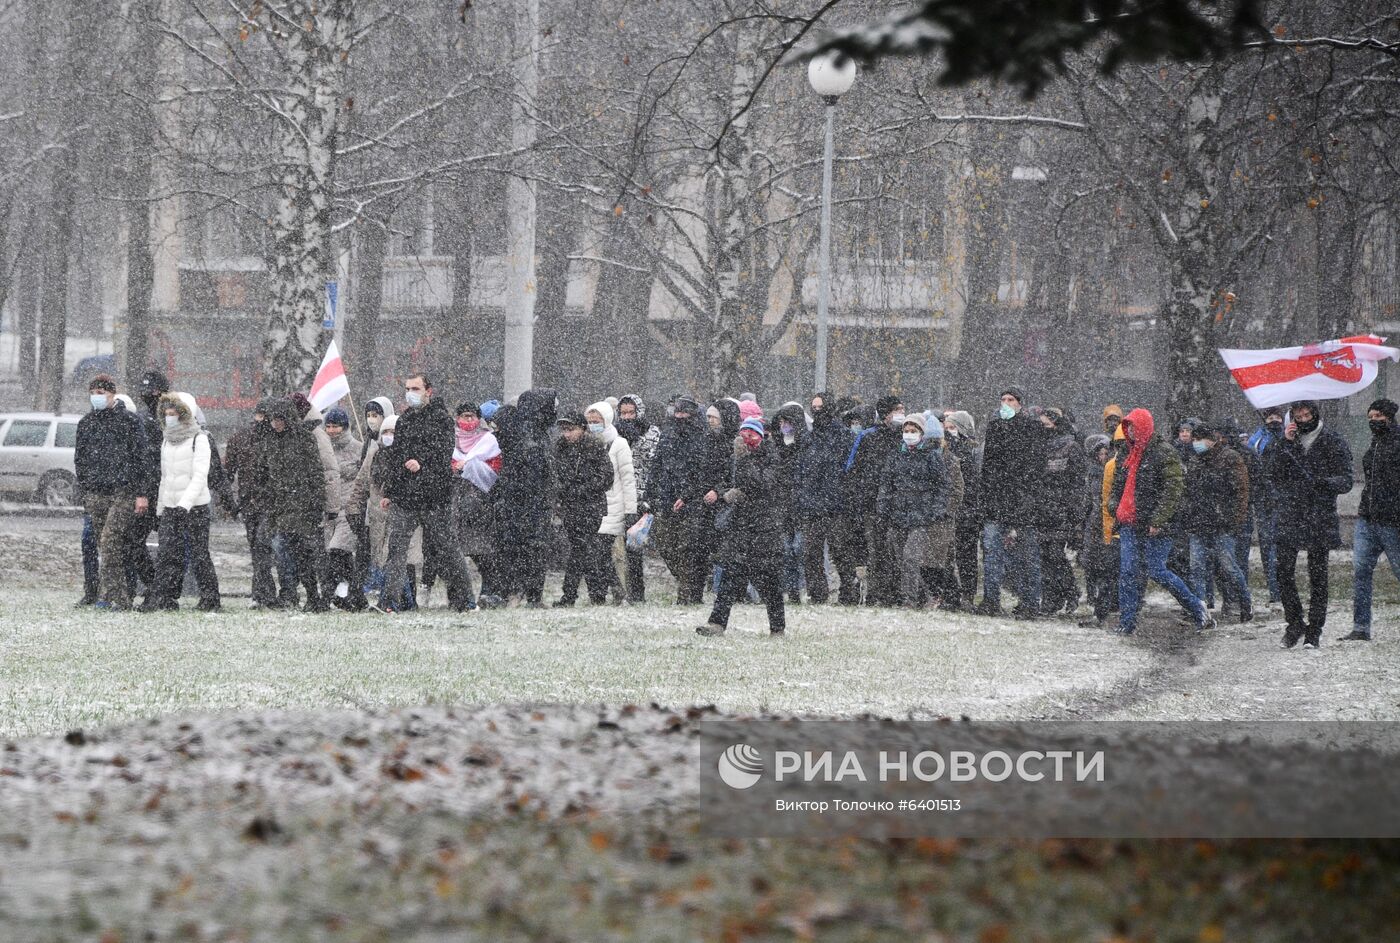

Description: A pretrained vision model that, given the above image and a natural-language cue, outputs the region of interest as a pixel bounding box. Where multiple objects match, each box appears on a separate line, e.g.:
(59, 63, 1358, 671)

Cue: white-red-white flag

(308, 340, 351, 413)
(1219, 335, 1400, 408)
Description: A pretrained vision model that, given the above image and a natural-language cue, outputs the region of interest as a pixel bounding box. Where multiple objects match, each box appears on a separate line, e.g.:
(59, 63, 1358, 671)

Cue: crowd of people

(72, 369, 1400, 647)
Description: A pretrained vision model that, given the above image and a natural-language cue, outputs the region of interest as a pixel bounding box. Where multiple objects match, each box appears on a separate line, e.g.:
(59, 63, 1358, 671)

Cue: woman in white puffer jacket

(147, 391, 220, 611)
(585, 400, 638, 601)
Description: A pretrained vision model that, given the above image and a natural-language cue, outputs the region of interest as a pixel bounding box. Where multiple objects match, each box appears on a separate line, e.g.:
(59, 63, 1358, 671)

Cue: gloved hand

(624, 512, 641, 530)
(325, 511, 339, 523)
(722, 488, 745, 505)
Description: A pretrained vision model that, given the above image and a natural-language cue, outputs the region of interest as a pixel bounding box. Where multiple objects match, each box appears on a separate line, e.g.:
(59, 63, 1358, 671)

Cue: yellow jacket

(1100, 425, 1126, 545)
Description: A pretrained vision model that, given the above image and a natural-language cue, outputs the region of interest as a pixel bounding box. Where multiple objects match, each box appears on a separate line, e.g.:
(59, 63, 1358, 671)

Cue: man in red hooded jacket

(1108, 408, 1214, 635)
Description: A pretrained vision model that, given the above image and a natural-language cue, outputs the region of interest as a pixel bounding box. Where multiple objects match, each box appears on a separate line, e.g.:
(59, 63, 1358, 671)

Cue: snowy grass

(0, 589, 1152, 738)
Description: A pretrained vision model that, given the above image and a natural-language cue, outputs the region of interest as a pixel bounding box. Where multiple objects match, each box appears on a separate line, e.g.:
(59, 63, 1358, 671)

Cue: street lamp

(807, 51, 856, 391)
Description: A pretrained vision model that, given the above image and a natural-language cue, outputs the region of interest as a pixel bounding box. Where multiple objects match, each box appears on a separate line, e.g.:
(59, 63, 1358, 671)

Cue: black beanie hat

(1000, 387, 1026, 405)
(875, 394, 902, 418)
(1369, 398, 1399, 420)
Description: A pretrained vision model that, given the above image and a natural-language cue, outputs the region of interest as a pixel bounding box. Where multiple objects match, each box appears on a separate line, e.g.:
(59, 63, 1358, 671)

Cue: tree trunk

(346, 218, 386, 402)
(591, 219, 653, 395)
(261, 0, 351, 395)
(36, 151, 77, 413)
(502, 0, 539, 403)
(951, 149, 1011, 408)
(17, 242, 38, 389)
(1162, 251, 1217, 421)
(125, 142, 154, 390)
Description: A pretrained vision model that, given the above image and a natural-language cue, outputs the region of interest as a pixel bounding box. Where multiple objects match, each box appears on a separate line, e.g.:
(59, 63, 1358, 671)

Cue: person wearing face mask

(976, 387, 1045, 620)
(490, 388, 558, 608)
(941, 410, 981, 609)
(377, 374, 476, 613)
(650, 395, 726, 605)
(249, 398, 331, 612)
(1346, 398, 1400, 641)
(847, 395, 906, 606)
(1182, 425, 1252, 625)
(875, 412, 951, 609)
(769, 402, 808, 604)
(1109, 408, 1213, 636)
(552, 411, 615, 607)
(446, 403, 503, 608)
(224, 400, 289, 608)
(1078, 433, 1117, 627)
(318, 407, 364, 610)
(585, 401, 637, 604)
(74, 375, 152, 611)
(615, 394, 658, 603)
(1261, 400, 1354, 648)
(346, 413, 419, 610)
(143, 392, 219, 611)
(1246, 408, 1286, 607)
(793, 392, 860, 605)
(1036, 408, 1086, 618)
(696, 418, 788, 637)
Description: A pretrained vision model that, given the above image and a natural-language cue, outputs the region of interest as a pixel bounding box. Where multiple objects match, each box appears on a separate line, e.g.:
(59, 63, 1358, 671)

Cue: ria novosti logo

(717, 743, 763, 789)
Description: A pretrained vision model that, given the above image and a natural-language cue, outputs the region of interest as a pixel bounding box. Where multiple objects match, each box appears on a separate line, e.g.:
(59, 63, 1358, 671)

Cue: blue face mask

(588, 423, 605, 435)
(90, 394, 110, 411)
(405, 390, 424, 408)
(999, 403, 1016, 421)
(1192, 440, 1210, 455)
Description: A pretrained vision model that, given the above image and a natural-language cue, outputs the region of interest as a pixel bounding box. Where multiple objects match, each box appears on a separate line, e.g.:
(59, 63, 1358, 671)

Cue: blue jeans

(981, 521, 1041, 610)
(1118, 526, 1205, 633)
(1189, 534, 1251, 615)
(1353, 518, 1400, 637)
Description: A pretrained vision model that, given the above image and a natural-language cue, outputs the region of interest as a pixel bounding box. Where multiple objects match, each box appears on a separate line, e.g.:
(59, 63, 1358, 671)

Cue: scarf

(164, 419, 199, 447)
(1115, 408, 1155, 527)
(454, 430, 502, 493)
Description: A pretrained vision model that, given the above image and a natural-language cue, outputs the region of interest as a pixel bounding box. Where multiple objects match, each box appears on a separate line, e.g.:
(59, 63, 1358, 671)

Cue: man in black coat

(976, 387, 1046, 619)
(75, 375, 151, 610)
(553, 410, 615, 606)
(491, 388, 558, 607)
(379, 373, 475, 612)
(795, 391, 859, 604)
(1262, 399, 1354, 647)
(1344, 398, 1400, 641)
(1183, 424, 1253, 624)
(651, 396, 725, 605)
(849, 394, 905, 606)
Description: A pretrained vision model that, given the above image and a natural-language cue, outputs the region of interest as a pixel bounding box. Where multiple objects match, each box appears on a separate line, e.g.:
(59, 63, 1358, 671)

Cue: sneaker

(1281, 627, 1303, 649)
(195, 600, 221, 612)
(695, 622, 727, 637)
(1077, 616, 1104, 628)
(769, 628, 786, 637)
(1114, 626, 1136, 636)
(75, 594, 97, 608)
(1337, 630, 1372, 641)
(335, 581, 350, 599)
(972, 600, 1004, 617)
(303, 598, 331, 613)
(553, 599, 576, 609)
(1302, 639, 1320, 649)
(1198, 614, 1217, 632)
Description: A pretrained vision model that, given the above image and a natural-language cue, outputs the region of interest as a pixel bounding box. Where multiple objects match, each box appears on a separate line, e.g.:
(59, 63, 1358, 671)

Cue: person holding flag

(1260, 401, 1353, 648)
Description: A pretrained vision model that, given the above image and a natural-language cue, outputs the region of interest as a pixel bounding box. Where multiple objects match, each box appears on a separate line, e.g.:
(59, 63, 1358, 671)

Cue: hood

(618, 394, 647, 422)
(712, 399, 741, 438)
(516, 388, 559, 431)
(366, 396, 396, 422)
(267, 397, 301, 424)
(1084, 433, 1111, 455)
(586, 400, 616, 428)
(115, 394, 136, 414)
(157, 391, 198, 425)
(379, 415, 398, 436)
(1103, 404, 1124, 420)
(1121, 407, 1155, 446)
(779, 401, 812, 429)
(945, 410, 976, 440)
(902, 412, 927, 435)
(140, 370, 171, 407)
(774, 403, 806, 432)
(302, 400, 325, 429)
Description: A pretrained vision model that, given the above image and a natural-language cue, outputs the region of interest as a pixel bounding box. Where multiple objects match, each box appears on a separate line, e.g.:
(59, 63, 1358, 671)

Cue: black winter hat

(456, 401, 480, 418)
(875, 394, 903, 418)
(1369, 398, 1399, 420)
(556, 409, 586, 429)
(672, 396, 701, 415)
(999, 387, 1026, 405)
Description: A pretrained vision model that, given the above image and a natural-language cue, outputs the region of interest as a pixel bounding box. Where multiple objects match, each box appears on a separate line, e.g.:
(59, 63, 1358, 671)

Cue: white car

(0, 412, 85, 507)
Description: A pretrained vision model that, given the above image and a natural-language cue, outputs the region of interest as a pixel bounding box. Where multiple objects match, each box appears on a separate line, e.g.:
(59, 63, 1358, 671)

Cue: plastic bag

(625, 512, 654, 551)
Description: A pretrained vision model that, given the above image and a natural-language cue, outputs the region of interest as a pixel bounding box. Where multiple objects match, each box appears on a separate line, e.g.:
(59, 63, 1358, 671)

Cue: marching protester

(146, 392, 220, 611)
(252, 398, 329, 612)
(875, 412, 951, 609)
(1037, 407, 1086, 617)
(586, 400, 638, 604)
(553, 409, 615, 606)
(770, 401, 809, 604)
(348, 412, 419, 610)
(1079, 432, 1118, 627)
(1348, 398, 1400, 641)
(795, 392, 860, 605)
(75, 375, 151, 611)
(450, 402, 502, 607)
(615, 394, 658, 602)
(651, 396, 723, 605)
(977, 388, 1045, 619)
(942, 410, 981, 609)
(1247, 408, 1286, 608)
(323, 407, 364, 609)
(850, 396, 905, 606)
(490, 388, 558, 608)
(1109, 408, 1214, 636)
(1262, 400, 1354, 648)
(1102, 404, 1123, 438)
(696, 417, 788, 637)
(378, 374, 476, 613)
(1182, 424, 1253, 625)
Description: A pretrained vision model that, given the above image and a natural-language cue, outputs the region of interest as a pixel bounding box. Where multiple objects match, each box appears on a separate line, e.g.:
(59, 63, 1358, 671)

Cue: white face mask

(850, 422, 862, 433)
(902, 431, 922, 446)
(367, 415, 383, 432)
(380, 434, 395, 447)
(90, 394, 110, 411)
(165, 415, 179, 429)
(890, 412, 905, 427)
(999, 403, 1017, 421)
(405, 391, 424, 408)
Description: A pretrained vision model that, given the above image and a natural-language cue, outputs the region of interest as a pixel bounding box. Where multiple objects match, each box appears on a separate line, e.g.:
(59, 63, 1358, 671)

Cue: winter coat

(451, 476, 495, 557)
(555, 434, 614, 535)
(650, 414, 725, 513)
(979, 410, 1046, 527)
(945, 433, 982, 521)
(714, 439, 784, 567)
(347, 438, 422, 567)
(325, 428, 363, 552)
(876, 442, 950, 532)
(156, 393, 212, 513)
(925, 446, 964, 567)
(298, 403, 343, 517)
(1359, 424, 1400, 525)
(1181, 444, 1250, 536)
(795, 417, 854, 518)
(1038, 431, 1087, 534)
(848, 423, 902, 520)
(768, 404, 807, 530)
(494, 388, 557, 542)
(74, 401, 151, 498)
(1108, 435, 1184, 534)
(381, 396, 455, 512)
(251, 401, 327, 537)
(588, 401, 638, 537)
(1264, 424, 1354, 549)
